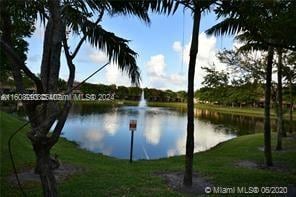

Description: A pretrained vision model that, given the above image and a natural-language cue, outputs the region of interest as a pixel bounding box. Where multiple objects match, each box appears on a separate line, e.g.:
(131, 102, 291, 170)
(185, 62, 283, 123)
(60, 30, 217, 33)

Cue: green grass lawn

(1, 111, 295, 196)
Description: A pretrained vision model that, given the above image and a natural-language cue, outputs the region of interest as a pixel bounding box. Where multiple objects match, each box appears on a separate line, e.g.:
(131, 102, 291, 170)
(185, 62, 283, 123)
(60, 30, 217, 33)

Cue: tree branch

(48, 32, 77, 147)
(63, 36, 75, 90)
(0, 38, 44, 93)
(48, 101, 72, 147)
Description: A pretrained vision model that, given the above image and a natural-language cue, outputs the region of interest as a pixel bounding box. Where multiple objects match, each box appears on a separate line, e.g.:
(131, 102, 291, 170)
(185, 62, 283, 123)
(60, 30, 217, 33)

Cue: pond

(61, 103, 294, 160)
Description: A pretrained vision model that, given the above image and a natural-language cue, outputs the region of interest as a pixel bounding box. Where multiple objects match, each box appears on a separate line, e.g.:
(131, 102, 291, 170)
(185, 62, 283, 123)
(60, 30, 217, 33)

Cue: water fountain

(138, 89, 149, 159)
(138, 89, 147, 108)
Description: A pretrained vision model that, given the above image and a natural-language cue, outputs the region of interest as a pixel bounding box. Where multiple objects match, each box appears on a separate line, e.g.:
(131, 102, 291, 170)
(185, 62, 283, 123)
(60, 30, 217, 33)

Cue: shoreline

(73, 100, 296, 120)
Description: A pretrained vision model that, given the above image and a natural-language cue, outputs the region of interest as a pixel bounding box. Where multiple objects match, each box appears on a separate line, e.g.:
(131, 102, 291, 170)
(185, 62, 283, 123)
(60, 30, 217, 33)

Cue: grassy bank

(195, 103, 296, 120)
(1, 111, 295, 196)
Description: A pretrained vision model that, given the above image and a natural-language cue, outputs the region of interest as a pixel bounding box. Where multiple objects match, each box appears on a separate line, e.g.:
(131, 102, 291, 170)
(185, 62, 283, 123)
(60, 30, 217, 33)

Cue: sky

(26, 8, 235, 91)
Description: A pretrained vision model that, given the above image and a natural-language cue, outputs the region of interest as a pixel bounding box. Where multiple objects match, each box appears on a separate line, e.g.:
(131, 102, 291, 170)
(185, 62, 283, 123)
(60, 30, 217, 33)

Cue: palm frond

(62, 4, 91, 34)
(237, 42, 267, 53)
(103, 1, 150, 24)
(235, 32, 268, 52)
(82, 20, 140, 85)
(199, 0, 216, 12)
(205, 18, 242, 36)
(143, 0, 176, 15)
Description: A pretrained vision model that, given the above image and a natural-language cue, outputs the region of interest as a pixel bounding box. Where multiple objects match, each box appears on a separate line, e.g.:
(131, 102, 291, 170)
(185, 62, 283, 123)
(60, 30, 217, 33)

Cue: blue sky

(26, 9, 235, 91)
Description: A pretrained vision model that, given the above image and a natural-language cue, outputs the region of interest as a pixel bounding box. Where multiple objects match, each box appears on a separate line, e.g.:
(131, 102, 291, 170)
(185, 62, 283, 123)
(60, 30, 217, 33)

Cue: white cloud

(146, 54, 166, 77)
(105, 63, 131, 86)
(87, 33, 230, 90)
(169, 74, 186, 86)
(89, 50, 132, 86)
(179, 33, 217, 66)
(145, 54, 186, 90)
(89, 51, 109, 65)
(145, 33, 224, 90)
(173, 32, 227, 89)
(172, 41, 182, 53)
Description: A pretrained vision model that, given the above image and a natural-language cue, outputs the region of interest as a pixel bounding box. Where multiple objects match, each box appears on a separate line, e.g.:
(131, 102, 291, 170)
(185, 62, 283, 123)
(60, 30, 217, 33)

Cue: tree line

(195, 49, 296, 108)
(60, 80, 188, 102)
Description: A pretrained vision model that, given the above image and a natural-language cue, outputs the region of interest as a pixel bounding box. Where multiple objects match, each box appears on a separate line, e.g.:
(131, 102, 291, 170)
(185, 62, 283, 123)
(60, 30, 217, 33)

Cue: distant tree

(217, 49, 266, 84)
(164, 89, 176, 101)
(117, 86, 129, 100)
(201, 66, 228, 88)
(128, 86, 142, 100)
(177, 91, 187, 102)
(109, 84, 117, 93)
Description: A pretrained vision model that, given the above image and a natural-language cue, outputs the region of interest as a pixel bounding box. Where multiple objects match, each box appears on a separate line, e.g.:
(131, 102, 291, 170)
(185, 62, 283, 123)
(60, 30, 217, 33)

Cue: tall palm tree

(231, 35, 286, 152)
(0, 0, 175, 196)
(233, 32, 275, 164)
(174, 0, 214, 186)
(276, 48, 284, 150)
(206, 0, 296, 167)
(264, 46, 274, 165)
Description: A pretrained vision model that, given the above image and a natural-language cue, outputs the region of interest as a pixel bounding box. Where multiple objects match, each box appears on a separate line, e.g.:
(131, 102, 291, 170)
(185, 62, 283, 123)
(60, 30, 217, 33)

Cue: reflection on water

(62, 104, 295, 160)
(194, 108, 294, 135)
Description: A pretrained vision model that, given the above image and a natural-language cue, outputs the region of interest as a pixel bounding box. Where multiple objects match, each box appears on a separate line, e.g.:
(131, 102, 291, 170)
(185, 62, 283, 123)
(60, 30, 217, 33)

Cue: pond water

(61, 103, 294, 160)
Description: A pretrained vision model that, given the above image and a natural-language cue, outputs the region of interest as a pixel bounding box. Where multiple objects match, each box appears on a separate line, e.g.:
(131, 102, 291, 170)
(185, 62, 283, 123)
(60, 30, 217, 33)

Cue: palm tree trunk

(276, 49, 283, 150)
(184, 9, 201, 187)
(289, 80, 294, 133)
(264, 46, 274, 166)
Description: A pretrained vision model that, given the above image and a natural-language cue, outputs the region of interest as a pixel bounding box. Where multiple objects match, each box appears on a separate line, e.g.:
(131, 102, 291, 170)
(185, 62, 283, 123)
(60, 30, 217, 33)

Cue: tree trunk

(264, 47, 274, 166)
(289, 80, 294, 133)
(276, 49, 284, 150)
(184, 9, 201, 187)
(2, 0, 73, 196)
(33, 137, 59, 197)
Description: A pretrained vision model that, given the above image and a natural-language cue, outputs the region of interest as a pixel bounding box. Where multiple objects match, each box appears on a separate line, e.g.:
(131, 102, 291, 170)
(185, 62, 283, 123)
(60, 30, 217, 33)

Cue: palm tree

(230, 35, 286, 152)
(0, 0, 176, 196)
(276, 48, 284, 150)
(206, 0, 296, 167)
(173, 0, 214, 186)
(234, 33, 275, 163)
(264, 46, 274, 165)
